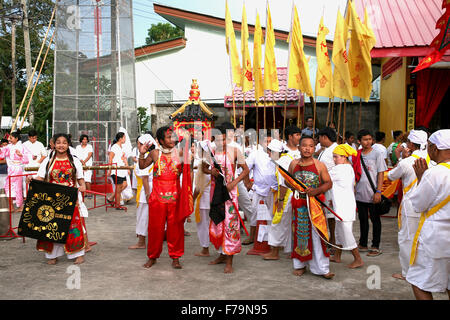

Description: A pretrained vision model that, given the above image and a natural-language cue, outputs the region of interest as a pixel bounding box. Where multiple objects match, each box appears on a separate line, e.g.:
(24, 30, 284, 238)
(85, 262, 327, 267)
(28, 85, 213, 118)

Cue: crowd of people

(1, 123, 448, 300)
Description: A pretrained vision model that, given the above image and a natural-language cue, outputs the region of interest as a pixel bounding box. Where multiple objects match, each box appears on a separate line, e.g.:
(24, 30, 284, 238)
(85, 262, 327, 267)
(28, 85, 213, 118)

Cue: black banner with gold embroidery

(18, 180, 78, 244)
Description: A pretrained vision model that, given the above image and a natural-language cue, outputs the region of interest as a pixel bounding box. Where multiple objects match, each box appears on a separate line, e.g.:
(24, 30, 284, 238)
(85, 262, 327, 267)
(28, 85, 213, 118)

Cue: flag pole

(296, 92, 301, 127)
(232, 87, 237, 127)
(326, 98, 331, 126)
(337, 98, 342, 138)
(302, 93, 306, 129)
(358, 98, 362, 130)
(331, 100, 335, 124)
(263, 94, 267, 130)
(343, 99, 347, 144)
(272, 92, 276, 130)
(283, 91, 288, 140)
(312, 95, 317, 138)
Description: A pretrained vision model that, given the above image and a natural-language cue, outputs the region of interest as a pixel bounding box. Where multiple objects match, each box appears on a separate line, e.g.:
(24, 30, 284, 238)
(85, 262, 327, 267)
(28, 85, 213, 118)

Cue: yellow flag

(253, 12, 264, 100)
(263, 4, 279, 92)
(287, 5, 313, 97)
(225, 0, 241, 87)
(347, 1, 375, 101)
(315, 16, 333, 98)
(332, 10, 353, 101)
(241, 4, 253, 93)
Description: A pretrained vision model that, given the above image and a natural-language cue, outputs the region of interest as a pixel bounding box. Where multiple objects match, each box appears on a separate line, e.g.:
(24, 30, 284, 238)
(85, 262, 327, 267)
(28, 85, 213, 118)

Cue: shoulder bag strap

(360, 155, 377, 194)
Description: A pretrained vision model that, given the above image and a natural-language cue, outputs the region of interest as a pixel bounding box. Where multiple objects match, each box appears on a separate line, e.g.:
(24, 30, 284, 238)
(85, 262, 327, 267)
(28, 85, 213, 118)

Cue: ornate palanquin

(169, 80, 215, 140)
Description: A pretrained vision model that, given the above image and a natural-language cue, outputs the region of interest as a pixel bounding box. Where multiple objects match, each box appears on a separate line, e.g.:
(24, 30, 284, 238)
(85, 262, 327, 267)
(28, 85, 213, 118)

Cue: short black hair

(213, 125, 226, 135)
(415, 126, 430, 137)
(357, 129, 372, 141)
(345, 131, 354, 140)
(299, 135, 314, 145)
(393, 130, 403, 140)
(305, 116, 314, 122)
(318, 127, 337, 142)
(156, 126, 172, 145)
(375, 131, 386, 142)
(284, 125, 301, 140)
(79, 134, 89, 143)
(1, 138, 8, 144)
(28, 129, 38, 137)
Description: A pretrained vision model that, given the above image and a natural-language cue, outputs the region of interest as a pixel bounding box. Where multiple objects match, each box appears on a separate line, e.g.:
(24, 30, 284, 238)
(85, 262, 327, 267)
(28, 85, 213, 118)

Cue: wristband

(376, 190, 381, 194)
(278, 198, 284, 201)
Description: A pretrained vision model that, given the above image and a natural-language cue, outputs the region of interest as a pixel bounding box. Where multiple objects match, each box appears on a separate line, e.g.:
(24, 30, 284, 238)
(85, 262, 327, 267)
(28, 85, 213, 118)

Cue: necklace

(161, 147, 174, 154)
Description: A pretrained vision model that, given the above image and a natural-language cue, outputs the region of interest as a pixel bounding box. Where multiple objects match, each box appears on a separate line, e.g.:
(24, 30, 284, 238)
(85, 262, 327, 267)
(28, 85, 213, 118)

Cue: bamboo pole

(296, 91, 301, 127)
(358, 98, 362, 131)
(343, 100, 347, 144)
(312, 96, 317, 138)
(256, 99, 259, 145)
(232, 87, 237, 127)
(242, 93, 246, 154)
(19, 30, 56, 129)
(263, 95, 267, 130)
(326, 98, 331, 126)
(283, 93, 288, 140)
(11, 3, 57, 133)
(337, 99, 342, 139)
(272, 93, 276, 131)
(331, 100, 335, 124)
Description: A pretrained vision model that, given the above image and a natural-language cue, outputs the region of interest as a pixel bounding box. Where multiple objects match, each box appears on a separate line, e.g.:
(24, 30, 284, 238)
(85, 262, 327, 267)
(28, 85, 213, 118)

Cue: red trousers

(147, 200, 184, 259)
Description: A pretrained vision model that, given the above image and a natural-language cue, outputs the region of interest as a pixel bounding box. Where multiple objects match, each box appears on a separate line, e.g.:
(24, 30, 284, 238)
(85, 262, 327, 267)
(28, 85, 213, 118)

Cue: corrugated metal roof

(354, 0, 444, 49)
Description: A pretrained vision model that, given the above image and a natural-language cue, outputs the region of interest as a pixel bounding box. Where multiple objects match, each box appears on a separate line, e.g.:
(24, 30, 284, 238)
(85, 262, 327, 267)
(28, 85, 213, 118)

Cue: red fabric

(416, 68, 450, 127)
(147, 200, 184, 259)
(352, 149, 363, 183)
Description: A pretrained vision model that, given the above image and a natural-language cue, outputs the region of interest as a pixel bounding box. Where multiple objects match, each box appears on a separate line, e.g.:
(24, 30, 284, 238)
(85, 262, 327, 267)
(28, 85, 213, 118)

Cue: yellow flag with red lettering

(332, 10, 353, 101)
(225, 0, 241, 87)
(263, 4, 279, 92)
(241, 4, 253, 93)
(315, 16, 333, 98)
(287, 5, 313, 97)
(253, 12, 264, 100)
(347, 1, 375, 101)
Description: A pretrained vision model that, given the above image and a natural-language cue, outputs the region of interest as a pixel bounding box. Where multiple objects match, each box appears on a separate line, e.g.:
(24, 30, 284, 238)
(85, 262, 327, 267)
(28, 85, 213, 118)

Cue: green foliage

(145, 22, 184, 44)
(137, 106, 150, 132)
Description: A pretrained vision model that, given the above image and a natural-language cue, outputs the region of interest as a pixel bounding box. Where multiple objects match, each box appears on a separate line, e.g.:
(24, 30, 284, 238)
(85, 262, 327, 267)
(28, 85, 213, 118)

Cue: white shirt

(318, 142, 338, 172)
(276, 147, 300, 188)
(37, 156, 84, 181)
(110, 143, 127, 177)
(329, 164, 356, 221)
(408, 162, 450, 259)
(372, 143, 388, 160)
(135, 153, 153, 204)
(75, 144, 93, 166)
(23, 140, 47, 168)
(246, 146, 277, 197)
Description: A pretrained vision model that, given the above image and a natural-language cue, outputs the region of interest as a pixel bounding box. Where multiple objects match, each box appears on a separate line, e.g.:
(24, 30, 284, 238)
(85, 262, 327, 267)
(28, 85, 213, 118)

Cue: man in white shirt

(244, 134, 278, 250)
(75, 134, 94, 195)
(23, 129, 47, 177)
(317, 127, 338, 247)
(264, 126, 301, 260)
(372, 131, 388, 166)
(406, 129, 450, 300)
(387, 130, 429, 280)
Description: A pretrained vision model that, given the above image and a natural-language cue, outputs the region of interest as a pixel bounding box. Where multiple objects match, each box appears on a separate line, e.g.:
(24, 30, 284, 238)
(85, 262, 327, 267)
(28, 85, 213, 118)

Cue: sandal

(367, 248, 382, 257)
(358, 245, 369, 252)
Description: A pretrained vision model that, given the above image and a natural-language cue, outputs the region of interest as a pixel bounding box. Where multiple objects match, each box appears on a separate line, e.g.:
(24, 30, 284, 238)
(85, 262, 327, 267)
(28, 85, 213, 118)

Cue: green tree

(145, 22, 184, 44)
(137, 106, 150, 133)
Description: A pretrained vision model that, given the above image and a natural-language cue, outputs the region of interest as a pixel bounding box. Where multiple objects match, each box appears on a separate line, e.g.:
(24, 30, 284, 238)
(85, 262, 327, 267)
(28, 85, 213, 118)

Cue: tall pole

(312, 96, 317, 138)
(282, 93, 287, 140)
(337, 99, 342, 139)
(21, 0, 33, 124)
(11, 19, 16, 117)
(343, 100, 347, 144)
(358, 98, 362, 131)
(325, 98, 331, 126)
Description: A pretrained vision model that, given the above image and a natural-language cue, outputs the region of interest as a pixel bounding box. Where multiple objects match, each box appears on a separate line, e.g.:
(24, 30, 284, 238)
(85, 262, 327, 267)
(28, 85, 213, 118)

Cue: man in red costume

(138, 126, 192, 269)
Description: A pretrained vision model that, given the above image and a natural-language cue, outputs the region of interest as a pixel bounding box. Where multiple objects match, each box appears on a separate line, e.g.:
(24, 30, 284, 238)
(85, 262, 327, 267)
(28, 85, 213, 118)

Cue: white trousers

(136, 203, 149, 236)
(83, 170, 92, 183)
(196, 209, 210, 248)
(398, 215, 420, 277)
(406, 242, 450, 293)
(335, 220, 357, 250)
(292, 228, 330, 275)
(237, 181, 254, 226)
(45, 243, 85, 260)
(268, 194, 293, 253)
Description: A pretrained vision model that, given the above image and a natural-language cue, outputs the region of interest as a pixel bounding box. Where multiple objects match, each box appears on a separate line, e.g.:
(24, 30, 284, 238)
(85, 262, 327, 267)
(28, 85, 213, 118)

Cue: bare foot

(224, 264, 233, 273)
(322, 272, 335, 279)
(143, 258, 157, 268)
(172, 258, 182, 269)
(47, 258, 57, 265)
(293, 268, 306, 277)
(85, 246, 92, 253)
(209, 255, 226, 265)
(392, 273, 406, 280)
(74, 256, 85, 265)
(347, 260, 364, 269)
(194, 248, 210, 257)
(330, 255, 341, 263)
(128, 244, 146, 249)
(262, 253, 279, 260)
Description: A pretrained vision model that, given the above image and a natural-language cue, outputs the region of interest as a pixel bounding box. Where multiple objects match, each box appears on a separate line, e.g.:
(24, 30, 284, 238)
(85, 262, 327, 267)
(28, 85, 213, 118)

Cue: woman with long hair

(0, 130, 30, 212)
(107, 132, 128, 209)
(35, 133, 86, 265)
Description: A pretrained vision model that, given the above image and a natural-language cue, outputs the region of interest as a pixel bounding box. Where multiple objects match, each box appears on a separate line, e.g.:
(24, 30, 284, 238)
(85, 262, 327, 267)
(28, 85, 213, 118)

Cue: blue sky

(133, 0, 348, 47)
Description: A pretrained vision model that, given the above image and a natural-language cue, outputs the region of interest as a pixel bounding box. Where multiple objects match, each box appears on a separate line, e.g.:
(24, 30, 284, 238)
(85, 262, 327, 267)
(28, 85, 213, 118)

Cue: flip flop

(367, 248, 382, 257)
(358, 245, 369, 252)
